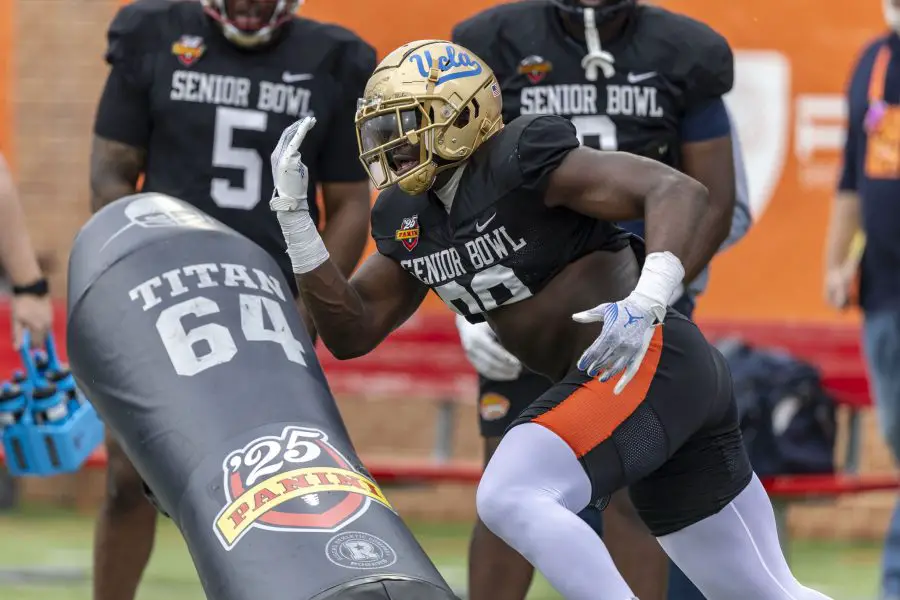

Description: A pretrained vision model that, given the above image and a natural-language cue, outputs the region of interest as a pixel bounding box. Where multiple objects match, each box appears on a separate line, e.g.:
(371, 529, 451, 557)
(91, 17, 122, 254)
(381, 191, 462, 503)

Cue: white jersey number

(571, 115, 618, 151)
(155, 293, 306, 377)
(434, 264, 532, 316)
(211, 107, 268, 210)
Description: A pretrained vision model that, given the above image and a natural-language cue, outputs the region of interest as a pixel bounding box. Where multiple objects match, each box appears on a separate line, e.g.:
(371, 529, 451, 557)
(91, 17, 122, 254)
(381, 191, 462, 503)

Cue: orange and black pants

(510, 313, 753, 536)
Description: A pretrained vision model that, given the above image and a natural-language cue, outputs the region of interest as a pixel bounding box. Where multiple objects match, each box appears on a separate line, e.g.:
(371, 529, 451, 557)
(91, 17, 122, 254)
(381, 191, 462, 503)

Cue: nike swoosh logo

(475, 213, 497, 233)
(283, 72, 314, 83)
(626, 71, 657, 84)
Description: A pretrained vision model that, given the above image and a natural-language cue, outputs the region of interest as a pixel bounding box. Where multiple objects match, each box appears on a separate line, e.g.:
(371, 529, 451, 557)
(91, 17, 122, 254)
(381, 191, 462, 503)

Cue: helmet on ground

(355, 40, 504, 195)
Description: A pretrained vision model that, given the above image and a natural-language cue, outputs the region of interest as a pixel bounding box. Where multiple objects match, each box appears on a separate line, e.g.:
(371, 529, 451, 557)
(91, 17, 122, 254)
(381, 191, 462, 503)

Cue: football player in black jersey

(269, 40, 831, 600)
(88, 2, 374, 599)
(450, 2, 749, 599)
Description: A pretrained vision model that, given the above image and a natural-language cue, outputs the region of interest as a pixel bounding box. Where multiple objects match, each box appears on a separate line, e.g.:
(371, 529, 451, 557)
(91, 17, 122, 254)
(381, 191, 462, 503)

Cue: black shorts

(476, 295, 697, 440)
(510, 314, 753, 536)
(477, 371, 554, 438)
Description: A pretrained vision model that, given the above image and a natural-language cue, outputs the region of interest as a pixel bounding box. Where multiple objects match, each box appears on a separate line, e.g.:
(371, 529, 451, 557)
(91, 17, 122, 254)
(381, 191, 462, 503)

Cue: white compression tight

(476, 422, 833, 600)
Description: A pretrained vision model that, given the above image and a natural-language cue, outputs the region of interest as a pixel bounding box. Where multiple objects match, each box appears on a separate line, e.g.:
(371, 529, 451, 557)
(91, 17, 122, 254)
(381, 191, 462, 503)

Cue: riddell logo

(212, 426, 393, 551)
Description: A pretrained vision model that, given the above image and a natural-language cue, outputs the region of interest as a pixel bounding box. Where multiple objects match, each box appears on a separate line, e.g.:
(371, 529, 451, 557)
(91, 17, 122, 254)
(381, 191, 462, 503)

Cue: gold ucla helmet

(355, 40, 504, 195)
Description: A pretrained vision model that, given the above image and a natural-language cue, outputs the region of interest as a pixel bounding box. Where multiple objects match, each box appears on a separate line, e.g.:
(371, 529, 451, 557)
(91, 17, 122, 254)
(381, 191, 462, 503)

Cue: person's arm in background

(89, 10, 151, 212)
(824, 75, 863, 310)
(90, 67, 149, 212)
(717, 107, 752, 251)
(317, 40, 377, 278)
(0, 154, 52, 348)
(679, 105, 735, 278)
(667, 29, 737, 304)
(685, 107, 752, 297)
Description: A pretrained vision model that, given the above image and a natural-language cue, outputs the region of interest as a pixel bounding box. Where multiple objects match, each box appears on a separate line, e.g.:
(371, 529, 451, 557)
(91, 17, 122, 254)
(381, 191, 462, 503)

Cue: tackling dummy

(66, 193, 457, 600)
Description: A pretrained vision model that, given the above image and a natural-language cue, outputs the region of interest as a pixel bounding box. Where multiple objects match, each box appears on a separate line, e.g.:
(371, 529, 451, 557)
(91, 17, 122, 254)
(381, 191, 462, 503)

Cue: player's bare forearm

(89, 136, 146, 213)
(295, 252, 427, 359)
(0, 155, 42, 286)
(547, 147, 710, 280)
(681, 135, 736, 276)
(320, 182, 371, 276)
(825, 191, 861, 270)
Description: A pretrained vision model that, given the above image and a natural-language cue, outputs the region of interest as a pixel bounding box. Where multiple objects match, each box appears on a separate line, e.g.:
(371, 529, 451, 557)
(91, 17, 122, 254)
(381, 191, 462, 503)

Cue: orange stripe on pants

(534, 327, 664, 458)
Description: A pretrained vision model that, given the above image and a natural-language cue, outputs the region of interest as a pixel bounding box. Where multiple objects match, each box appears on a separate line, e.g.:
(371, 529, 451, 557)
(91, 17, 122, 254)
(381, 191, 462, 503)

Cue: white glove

(573, 252, 684, 394)
(269, 116, 329, 274)
(456, 314, 522, 381)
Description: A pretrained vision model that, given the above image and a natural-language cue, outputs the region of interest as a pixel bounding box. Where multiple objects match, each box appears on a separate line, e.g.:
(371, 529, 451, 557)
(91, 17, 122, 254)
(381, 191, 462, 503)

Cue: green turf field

(0, 506, 882, 599)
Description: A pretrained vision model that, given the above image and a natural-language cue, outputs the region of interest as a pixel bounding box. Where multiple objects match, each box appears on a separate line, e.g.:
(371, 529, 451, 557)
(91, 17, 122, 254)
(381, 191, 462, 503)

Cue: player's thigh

(629, 339, 754, 537)
(510, 317, 733, 506)
(477, 370, 552, 446)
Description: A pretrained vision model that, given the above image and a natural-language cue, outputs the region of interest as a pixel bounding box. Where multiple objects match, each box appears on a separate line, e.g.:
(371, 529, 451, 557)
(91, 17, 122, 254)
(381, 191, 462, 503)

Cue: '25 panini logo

(213, 426, 392, 550)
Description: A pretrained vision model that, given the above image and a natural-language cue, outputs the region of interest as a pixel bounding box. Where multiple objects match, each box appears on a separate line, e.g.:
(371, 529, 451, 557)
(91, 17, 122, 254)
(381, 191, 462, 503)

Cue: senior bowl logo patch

(479, 393, 511, 422)
(212, 426, 393, 551)
(395, 214, 420, 252)
(518, 55, 553, 85)
(171, 35, 205, 67)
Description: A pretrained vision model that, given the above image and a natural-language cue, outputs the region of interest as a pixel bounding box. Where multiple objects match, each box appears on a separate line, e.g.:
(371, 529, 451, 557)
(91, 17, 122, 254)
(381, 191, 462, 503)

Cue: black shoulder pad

(334, 36, 377, 92)
(371, 187, 412, 243)
(451, 10, 497, 59)
(496, 115, 579, 195)
(684, 23, 733, 105)
(452, 1, 546, 71)
(105, 0, 173, 67)
(638, 7, 734, 106)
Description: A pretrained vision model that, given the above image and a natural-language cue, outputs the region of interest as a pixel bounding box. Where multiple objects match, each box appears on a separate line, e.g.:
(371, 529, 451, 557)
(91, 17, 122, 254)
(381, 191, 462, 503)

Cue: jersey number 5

(155, 293, 306, 377)
(571, 115, 618, 151)
(211, 107, 268, 210)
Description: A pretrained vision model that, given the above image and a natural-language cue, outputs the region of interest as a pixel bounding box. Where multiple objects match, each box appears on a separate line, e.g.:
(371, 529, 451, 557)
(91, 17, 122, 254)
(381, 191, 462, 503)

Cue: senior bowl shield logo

(725, 50, 790, 219)
(212, 426, 393, 551)
(394, 214, 420, 252)
(518, 56, 553, 85)
(171, 35, 205, 67)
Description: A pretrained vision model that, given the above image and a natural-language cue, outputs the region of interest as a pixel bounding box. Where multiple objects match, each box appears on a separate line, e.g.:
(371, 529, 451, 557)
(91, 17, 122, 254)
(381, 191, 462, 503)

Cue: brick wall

(14, 0, 120, 294)
(9, 0, 900, 540)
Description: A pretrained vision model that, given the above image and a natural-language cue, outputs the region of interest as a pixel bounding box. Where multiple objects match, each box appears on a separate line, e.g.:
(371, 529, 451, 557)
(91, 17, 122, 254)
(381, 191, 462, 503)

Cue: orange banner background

(23, 1, 891, 323)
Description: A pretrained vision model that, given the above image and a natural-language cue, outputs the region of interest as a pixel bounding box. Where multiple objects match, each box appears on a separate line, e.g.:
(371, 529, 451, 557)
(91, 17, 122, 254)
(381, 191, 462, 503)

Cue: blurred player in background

(826, 2, 900, 598)
(451, 1, 750, 599)
(0, 153, 52, 349)
(88, 1, 374, 599)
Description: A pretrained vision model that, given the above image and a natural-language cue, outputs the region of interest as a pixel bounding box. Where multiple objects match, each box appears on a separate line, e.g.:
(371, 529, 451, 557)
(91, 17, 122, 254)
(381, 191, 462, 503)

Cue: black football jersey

(97, 0, 375, 284)
(452, 1, 733, 170)
(371, 115, 633, 323)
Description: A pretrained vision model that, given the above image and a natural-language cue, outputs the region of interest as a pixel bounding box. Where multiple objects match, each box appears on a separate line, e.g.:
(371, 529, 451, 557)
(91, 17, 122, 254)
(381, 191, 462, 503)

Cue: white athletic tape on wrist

(275, 203, 329, 274)
(633, 251, 685, 322)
